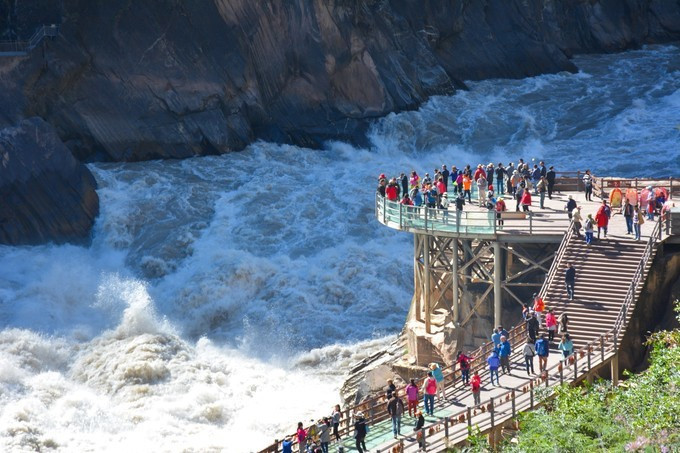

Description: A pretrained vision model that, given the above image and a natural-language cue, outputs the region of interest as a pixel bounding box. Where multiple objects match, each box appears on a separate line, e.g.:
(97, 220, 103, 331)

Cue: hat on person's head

(442, 193, 448, 197)
(356, 411, 364, 417)
(379, 173, 386, 179)
(568, 195, 573, 199)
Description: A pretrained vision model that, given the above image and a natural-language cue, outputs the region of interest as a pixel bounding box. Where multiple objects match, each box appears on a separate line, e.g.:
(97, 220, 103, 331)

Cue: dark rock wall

(0, 0, 679, 162)
(0, 118, 99, 245)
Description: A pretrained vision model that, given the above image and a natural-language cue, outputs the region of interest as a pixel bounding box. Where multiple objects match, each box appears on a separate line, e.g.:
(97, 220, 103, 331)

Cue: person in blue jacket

(487, 351, 501, 385)
(497, 336, 512, 374)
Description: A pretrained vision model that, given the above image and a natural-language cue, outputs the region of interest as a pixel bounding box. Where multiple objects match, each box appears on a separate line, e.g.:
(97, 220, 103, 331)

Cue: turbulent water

(1, 45, 679, 452)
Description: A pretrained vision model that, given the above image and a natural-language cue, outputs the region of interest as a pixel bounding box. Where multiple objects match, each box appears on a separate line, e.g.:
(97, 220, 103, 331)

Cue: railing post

(370, 399, 376, 423)
(577, 171, 581, 192)
(421, 427, 427, 451)
(613, 330, 618, 353)
(559, 364, 563, 385)
(399, 202, 403, 228)
(600, 335, 605, 363)
(529, 212, 533, 234)
(545, 368, 549, 387)
(587, 345, 592, 372)
(511, 390, 516, 418)
(573, 353, 578, 381)
(489, 397, 495, 429)
(670, 177, 674, 200)
(444, 416, 449, 438)
(424, 206, 428, 231)
(274, 439, 279, 453)
(530, 381, 534, 409)
(382, 196, 386, 224)
(467, 406, 472, 430)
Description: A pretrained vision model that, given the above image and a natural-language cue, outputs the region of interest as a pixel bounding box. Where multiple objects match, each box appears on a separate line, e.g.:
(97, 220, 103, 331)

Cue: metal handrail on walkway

(612, 220, 661, 342)
(0, 24, 59, 56)
(376, 194, 570, 237)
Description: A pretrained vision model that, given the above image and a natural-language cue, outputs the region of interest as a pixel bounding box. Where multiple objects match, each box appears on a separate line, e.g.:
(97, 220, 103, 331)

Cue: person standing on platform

(410, 171, 420, 192)
(520, 188, 532, 212)
(531, 165, 542, 194)
(622, 197, 634, 234)
(584, 214, 595, 245)
(491, 327, 501, 349)
(546, 166, 556, 199)
(566, 195, 577, 219)
(565, 263, 576, 300)
(537, 176, 548, 209)
(496, 163, 506, 194)
(421, 372, 437, 416)
(429, 363, 446, 401)
(318, 418, 331, 453)
(463, 174, 472, 203)
(377, 178, 387, 197)
(471, 371, 482, 405)
(476, 173, 488, 207)
(558, 333, 574, 360)
(545, 308, 557, 342)
(526, 311, 539, 343)
(401, 173, 409, 199)
(441, 165, 449, 192)
(331, 405, 342, 441)
(633, 203, 643, 240)
(535, 334, 549, 372)
(353, 412, 368, 453)
(539, 161, 547, 178)
(413, 411, 425, 450)
(487, 350, 501, 385)
(583, 170, 594, 201)
(573, 206, 583, 237)
(595, 200, 611, 239)
(558, 312, 569, 334)
(498, 336, 512, 374)
(532, 293, 545, 327)
(496, 196, 506, 227)
(296, 422, 308, 453)
(455, 170, 464, 195)
(523, 340, 536, 375)
(387, 393, 405, 438)
(405, 379, 419, 417)
(456, 351, 473, 385)
(386, 379, 397, 399)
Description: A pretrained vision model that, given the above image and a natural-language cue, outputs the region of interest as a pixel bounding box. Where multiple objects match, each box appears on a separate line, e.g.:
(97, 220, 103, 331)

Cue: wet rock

(0, 117, 99, 245)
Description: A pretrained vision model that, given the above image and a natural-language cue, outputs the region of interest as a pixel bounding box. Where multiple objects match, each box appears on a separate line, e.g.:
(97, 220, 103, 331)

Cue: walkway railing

(0, 24, 59, 56)
(538, 219, 574, 302)
(375, 194, 570, 237)
(612, 220, 661, 344)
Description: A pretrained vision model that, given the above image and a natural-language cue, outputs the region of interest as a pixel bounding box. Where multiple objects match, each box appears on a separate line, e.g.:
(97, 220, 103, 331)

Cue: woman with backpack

(456, 351, 473, 385)
(558, 333, 574, 360)
(421, 371, 437, 416)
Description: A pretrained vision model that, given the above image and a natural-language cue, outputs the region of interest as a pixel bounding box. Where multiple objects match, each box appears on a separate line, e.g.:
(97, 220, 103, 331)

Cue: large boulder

(0, 117, 99, 245)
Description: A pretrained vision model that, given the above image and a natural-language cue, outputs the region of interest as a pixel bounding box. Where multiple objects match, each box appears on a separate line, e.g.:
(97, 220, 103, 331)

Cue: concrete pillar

(493, 241, 502, 328)
(610, 353, 619, 387)
(424, 235, 431, 333)
(452, 239, 459, 324)
(415, 234, 422, 322)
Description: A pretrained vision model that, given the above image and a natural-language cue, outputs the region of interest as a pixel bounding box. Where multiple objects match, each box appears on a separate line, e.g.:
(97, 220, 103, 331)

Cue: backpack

(536, 340, 548, 356)
(426, 378, 437, 394)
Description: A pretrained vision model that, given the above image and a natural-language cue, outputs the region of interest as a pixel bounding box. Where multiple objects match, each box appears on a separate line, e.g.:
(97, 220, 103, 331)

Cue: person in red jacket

(470, 371, 482, 405)
(520, 190, 532, 212)
(473, 164, 486, 182)
(385, 180, 399, 201)
(595, 200, 611, 239)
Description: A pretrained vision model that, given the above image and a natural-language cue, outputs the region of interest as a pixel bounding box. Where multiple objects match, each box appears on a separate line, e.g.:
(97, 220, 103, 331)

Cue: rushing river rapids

(1, 45, 679, 452)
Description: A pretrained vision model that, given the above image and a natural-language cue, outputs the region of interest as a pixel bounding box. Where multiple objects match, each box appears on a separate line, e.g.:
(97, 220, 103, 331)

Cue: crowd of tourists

(378, 161, 674, 239)
(377, 159, 559, 217)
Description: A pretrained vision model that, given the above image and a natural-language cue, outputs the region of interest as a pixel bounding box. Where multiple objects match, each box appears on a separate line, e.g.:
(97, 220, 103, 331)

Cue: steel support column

(493, 241, 502, 328)
(452, 239, 459, 324)
(424, 235, 431, 333)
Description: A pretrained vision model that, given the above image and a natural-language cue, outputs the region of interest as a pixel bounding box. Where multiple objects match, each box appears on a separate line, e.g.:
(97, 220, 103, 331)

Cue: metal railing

(375, 193, 571, 237)
(538, 219, 574, 302)
(0, 24, 59, 56)
(612, 220, 661, 343)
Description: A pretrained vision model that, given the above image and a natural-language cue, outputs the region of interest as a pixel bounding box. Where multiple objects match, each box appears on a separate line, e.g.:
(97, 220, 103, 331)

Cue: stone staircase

(541, 230, 658, 350)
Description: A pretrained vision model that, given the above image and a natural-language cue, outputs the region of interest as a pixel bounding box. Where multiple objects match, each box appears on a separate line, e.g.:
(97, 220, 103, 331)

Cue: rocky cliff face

(1, 0, 679, 162)
(0, 118, 99, 245)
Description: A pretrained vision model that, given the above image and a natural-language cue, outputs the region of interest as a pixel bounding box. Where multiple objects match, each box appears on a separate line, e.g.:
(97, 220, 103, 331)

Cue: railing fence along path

(0, 24, 59, 56)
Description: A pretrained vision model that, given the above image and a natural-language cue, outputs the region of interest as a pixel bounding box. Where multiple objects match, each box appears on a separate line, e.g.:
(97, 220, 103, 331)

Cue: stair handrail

(612, 220, 660, 339)
(538, 218, 574, 302)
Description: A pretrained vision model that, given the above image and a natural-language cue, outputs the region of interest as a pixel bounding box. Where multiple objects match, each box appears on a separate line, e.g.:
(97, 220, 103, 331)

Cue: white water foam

(0, 44, 679, 452)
